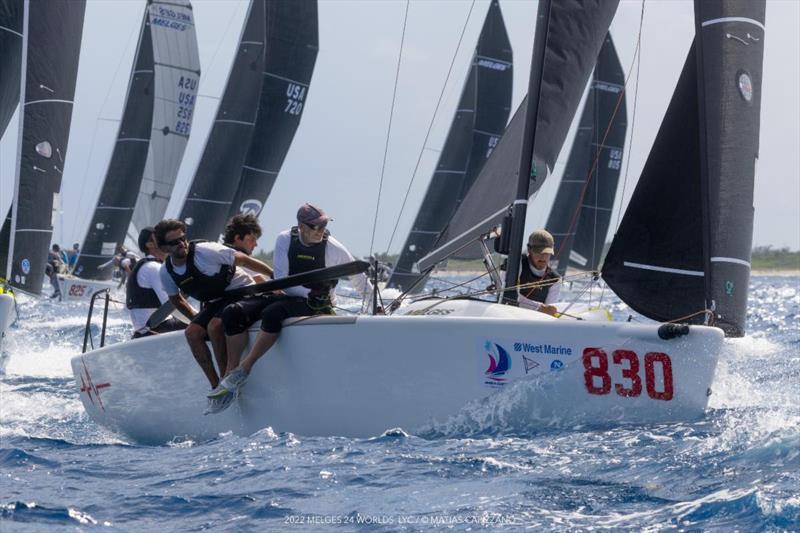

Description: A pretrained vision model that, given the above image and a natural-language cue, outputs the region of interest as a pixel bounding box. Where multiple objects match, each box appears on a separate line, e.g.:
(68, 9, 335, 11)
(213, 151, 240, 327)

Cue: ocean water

(1, 275, 798, 531)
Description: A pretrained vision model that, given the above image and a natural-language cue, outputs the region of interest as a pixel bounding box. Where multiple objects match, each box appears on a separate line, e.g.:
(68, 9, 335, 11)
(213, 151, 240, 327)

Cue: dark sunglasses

(164, 235, 187, 247)
(302, 221, 327, 232)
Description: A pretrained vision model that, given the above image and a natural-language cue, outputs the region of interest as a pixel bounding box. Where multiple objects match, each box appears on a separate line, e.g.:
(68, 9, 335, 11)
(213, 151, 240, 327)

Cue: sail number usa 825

(582, 348, 673, 401)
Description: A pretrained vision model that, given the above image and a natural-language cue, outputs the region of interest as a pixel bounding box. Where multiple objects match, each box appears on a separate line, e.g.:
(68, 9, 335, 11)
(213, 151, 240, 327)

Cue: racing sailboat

(63, 0, 200, 301)
(72, 0, 764, 443)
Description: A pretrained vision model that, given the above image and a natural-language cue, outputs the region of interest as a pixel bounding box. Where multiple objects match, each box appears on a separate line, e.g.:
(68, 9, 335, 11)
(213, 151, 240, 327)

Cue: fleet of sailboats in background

(179, 0, 318, 241)
(387, 0, 512, 294)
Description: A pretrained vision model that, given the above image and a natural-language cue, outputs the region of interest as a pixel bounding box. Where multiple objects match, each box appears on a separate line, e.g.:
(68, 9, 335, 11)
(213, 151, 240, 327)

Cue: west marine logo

(239, 199, 263, 216)
(485, 341, 511, 382)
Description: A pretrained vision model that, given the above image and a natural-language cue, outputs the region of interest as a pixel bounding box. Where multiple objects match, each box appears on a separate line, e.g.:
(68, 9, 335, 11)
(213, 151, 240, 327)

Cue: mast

(502, 0, 551, 304)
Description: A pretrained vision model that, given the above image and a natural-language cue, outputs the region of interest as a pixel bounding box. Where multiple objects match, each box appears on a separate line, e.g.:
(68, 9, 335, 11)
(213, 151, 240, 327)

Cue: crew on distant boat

(208, 203, 372, 411)
(204, 214, 273, 392)
(127, 227, 187, 339)
(518, 229, 561, 316)
(45, 244, 64, 300)
(154, 218, 273, 404)
(64, 242, 80, 273)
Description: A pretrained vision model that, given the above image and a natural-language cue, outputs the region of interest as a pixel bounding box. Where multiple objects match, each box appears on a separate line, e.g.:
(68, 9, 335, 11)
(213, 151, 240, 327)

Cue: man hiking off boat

(518, 229, 562, 316)
(154, 218, 273, 410)
(126, 227, 187, 339)
(208, 203, 373, 411)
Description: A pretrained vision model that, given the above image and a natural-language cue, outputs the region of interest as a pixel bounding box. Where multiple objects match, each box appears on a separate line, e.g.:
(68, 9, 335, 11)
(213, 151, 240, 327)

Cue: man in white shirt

(209, 203, 372, 408)
(154, 219, 273, 400)
(126, 227, 186, 338)
(517, 229, 562, 316)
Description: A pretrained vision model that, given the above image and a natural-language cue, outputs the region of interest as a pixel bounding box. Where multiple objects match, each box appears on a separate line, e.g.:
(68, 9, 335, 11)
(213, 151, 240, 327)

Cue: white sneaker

(204, 391, 235, 415)
(219, 367, 249, 393)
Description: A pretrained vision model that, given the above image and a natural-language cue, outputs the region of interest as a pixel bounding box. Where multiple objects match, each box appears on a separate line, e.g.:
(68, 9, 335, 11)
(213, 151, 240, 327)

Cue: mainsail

(74, 10, 154, 279)
(0, 0, 22, 137)
(419, 0, 620, 271)
(126, 0, 200, 247)
(387, 0, 512, 293)
(178, 0, 266, 241)
(546, 33, 626, 275)
(226, 0, 318, 220)
(0, 0, 23, 270)
(602, 0, 766, 337)
(4, 0, 86, 294)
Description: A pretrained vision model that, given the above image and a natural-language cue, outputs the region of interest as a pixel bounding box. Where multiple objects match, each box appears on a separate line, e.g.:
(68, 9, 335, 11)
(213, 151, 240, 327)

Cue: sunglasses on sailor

(164, 234, 187, 248)
(302, 221, 327, 232)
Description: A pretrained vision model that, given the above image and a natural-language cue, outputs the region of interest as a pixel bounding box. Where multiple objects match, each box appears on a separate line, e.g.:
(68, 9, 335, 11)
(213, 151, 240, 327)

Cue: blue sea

(1, 275, 798, 531)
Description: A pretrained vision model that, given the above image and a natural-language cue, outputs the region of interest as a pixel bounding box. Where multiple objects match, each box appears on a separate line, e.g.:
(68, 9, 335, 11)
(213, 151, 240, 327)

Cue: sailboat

(545, 33, 627, 277)
(71, 0, 764, 444)
(0, 0, 86, 298)
(179, 0, 318, 241)
(387, 0, 512, 293)
(61, 0, 200, 301)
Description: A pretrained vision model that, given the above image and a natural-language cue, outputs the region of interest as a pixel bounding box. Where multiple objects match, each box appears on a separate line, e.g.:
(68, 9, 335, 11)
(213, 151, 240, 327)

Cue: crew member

(209, 203, 372, 409)
(45, 244, 64, 300)
(518, 229, 561, 316)
(155, 218, 273, 408)
(126, 227, 186, 338)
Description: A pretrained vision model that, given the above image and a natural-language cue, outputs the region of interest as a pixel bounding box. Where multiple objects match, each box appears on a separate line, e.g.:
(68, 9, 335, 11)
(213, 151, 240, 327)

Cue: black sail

(387, 0, 512, 292)
(226, 0, 318, 220)
(422, 0, 620, 270)
(5, 0, 85, 294)
(0, 0, 22, 137)
(74, 15, 154, 279)
(546, 33, 626, 275)
(179, 0, 266, 241)
(0, 0, 23, 272)
(602, 0, 765, 337)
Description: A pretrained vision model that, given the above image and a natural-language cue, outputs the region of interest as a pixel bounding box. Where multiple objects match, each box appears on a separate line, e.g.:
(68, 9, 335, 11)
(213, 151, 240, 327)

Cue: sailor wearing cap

(518, 229, 561, 316)
(126, 227, 186, 338)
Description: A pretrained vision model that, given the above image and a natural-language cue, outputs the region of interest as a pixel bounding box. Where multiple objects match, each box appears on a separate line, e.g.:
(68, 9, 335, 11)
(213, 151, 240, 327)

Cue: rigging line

(382, 0, 477, 256)
(602, 0, 645, 302)
(368, 0, 410, 257)
(553, 28, 640, 267)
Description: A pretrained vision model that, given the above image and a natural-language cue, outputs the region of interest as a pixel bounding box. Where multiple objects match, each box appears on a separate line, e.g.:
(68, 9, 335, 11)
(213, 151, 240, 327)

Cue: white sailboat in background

(71, 0, 765, 444)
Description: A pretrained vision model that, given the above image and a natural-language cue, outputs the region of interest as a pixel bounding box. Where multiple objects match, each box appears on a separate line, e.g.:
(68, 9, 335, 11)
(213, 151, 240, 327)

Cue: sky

(1, 0, 798, 258)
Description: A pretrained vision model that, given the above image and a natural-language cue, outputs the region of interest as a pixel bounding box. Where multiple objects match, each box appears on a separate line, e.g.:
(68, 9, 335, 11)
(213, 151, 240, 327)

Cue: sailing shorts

(259, 296, 325, 334)
(221, 294, 284, 335)
(191, 297, 237, 329)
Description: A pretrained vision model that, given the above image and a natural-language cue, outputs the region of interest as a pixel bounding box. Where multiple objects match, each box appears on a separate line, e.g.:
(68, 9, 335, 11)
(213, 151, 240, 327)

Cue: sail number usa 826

(582, 348, 673, 401)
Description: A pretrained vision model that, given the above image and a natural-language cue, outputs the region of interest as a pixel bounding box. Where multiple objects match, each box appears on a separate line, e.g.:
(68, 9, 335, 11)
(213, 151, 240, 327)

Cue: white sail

(127, 0, 200, 247)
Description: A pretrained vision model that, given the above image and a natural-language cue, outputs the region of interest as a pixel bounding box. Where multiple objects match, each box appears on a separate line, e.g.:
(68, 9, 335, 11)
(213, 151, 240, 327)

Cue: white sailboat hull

(57, 275, 119, 301)
(0, 293, 15, 346)
(71, 300, 723, 443)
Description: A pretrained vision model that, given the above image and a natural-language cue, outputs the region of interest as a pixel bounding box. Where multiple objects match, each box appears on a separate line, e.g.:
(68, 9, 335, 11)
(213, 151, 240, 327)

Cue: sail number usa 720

(582, 348, 674, 400)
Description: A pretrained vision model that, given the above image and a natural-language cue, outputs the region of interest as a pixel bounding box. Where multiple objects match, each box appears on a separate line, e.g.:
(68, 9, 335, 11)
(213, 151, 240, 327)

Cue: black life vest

(518, 257, 560, 303)
(126, 257, 162, 310)
(287, 226, 329, 277)
(164, 240, 235, 301)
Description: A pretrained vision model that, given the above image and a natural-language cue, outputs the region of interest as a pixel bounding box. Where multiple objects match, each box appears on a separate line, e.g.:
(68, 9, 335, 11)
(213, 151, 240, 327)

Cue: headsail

(602, 0, 766, 337)
(126, 0, 200, 247)
(74, 10, 154, 279)
(387, 0, 512, 292)
(419, 0, 620, 272)
(226, 0, 318, 220)
(546, 33, 626, 275)
(4, 0, 86, 294)
(178, 0, 266, 241)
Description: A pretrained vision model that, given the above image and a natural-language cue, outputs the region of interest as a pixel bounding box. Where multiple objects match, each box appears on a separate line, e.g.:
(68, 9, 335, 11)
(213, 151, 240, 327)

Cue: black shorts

(259, 296, 331, 334)
(191, 297, 237, 329)
(221, 294, 285, 335)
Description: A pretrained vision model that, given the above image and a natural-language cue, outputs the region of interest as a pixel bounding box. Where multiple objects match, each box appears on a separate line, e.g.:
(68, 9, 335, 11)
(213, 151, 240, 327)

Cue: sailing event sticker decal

(21, 259, 30, 274)
(479, 337, 577, 387)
